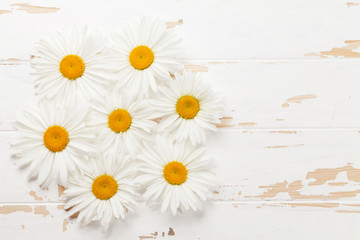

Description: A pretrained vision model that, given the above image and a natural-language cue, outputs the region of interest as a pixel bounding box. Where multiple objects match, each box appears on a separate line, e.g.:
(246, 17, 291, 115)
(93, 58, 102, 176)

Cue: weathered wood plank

(1, 0, 360, 238)
(0, 0, 359, 59)
(0, 203, 359, 239)
(2, 60, 360, 130)
(2, 129, 360, 202)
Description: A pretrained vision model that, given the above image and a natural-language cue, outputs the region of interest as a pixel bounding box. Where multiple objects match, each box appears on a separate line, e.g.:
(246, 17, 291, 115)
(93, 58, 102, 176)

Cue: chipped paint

(266, 144, 304, 148)
(58, 185, 65, 198)
(287, 94, 317, 104)
(281, 102, 290, 108)
(282, 94, 317, 108)
(57, 205, 65, 210)
(284, 202, 339, 208)
(0, 205, 32, 214)
(0, 58, 24, 65)
(257, 202, 340, 209)
(10, 3, 59, 14)
(238, 122, 257, 127)
(257, 180, 317, 199)
(70, 211, 79, 219)
(2, 58, 20, 61)
(0, 10, 11, 15)
(168, 227, 175, 236)
(212, 186, 244, 201)
(166, 19, 183, 28)
(336, 210, 360, 213)
(328, 190, 360, 198)
(259, 203, 282, 208)
(304, 52, 328, 58)
(346, 2, 360, 7)
(21, 225, 25, 230)
(34, 206, 50, 217)
(255, 202, 360, 212)
(267, 145, 288, 149)
(65, 206, 79, 218)
(307, 164, 360, 186)
(269, 131, 297, 134)
(256, 181, 291, 198)
(276, 119, 284, 121)
(306, 40, 360, 58)
(216, 117, 235, 128)
(63, 219, 68, 232)
(344, 204, 360, 207)
(184, 64, 208, 72)
(29, 191, 43, 201)
(251, 164, 360, 201)
(328, 182, 348, 186)
(139, 230, 171, 240)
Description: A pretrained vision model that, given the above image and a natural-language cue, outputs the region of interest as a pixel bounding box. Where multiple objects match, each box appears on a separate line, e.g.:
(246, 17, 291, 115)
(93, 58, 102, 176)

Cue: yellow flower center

(129, 45, 154, 70)
(176, 95, 200, 119)
(59, 55, 85, 80)
(108, 109, 132, 133)
(92, 175, 118, 200)
(163, 161, 188, 185)
(43, 126, 69, 152)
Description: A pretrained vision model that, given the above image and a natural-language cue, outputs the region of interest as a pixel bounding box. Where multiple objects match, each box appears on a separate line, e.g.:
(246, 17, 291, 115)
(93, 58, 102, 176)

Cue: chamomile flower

(154, 71, 222, 145)
(11, 102, 95, 187)
(138, 137, 216, 215)
(88, 93, 157, 158)
(111, 16, 183, 98)
(31, 26, 115, 107)
(65, 154, 137, 230)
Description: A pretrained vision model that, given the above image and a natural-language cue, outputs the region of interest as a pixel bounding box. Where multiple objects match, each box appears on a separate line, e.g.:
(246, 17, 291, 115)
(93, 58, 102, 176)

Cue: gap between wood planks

(4, 59, 360, 64)
(1, 200, 360, 205)
(1, 201, 360, 215)
(3, 128, 360, 133)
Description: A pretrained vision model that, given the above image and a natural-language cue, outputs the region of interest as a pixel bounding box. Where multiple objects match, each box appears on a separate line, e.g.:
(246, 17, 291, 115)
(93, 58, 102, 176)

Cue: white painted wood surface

(1, 0, 360, 239)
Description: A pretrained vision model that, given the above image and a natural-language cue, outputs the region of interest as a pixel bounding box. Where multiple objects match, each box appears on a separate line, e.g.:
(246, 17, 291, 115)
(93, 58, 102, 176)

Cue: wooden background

(1, 0, 360, 239)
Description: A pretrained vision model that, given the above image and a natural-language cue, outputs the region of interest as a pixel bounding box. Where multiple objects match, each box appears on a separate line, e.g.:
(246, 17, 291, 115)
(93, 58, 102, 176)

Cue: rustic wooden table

(1, 0, 360, 239)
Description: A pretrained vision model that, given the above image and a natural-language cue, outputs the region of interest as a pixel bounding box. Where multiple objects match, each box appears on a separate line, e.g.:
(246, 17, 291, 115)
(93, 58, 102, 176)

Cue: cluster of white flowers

(11, 16, 222, 230)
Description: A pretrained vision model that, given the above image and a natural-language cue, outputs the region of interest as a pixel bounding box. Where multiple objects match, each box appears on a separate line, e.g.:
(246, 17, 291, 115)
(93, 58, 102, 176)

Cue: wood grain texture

(1, 203, 360, 240)
(3, 129, 360, 202)
(0, 0, 359, 59)
(0, 0, 360, 238)
(3, 60, 360, 130)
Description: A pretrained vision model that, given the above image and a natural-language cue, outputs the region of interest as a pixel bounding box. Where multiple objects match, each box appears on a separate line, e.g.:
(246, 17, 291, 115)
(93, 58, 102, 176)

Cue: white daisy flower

(111, 16, 183, 98)
(154, 71, 222, 145)
(11, 102, 95, 187)
(87, 92, 157, 158)
(138, 137, 216, 215)
(65, 154, 137, 230)
(31, 26, 115, 107)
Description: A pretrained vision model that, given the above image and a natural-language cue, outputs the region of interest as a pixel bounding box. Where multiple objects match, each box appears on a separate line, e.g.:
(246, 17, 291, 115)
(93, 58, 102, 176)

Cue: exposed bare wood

(10, 3, 59, 14)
